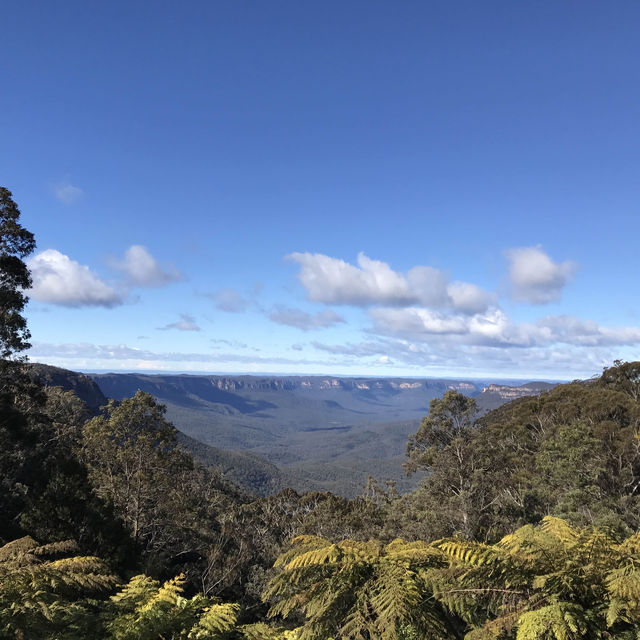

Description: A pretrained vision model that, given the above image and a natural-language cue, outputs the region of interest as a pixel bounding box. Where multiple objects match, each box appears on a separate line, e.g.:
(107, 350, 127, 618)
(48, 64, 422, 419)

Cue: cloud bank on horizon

(24, 242, 640, 380)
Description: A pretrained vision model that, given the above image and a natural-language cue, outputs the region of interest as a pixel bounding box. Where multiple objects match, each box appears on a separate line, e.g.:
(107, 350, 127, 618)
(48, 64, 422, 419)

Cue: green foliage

(394, 367, 640, 542)
(83, 391, 185, 547)
(265, 517, 640, 639)
(431, 516, 640, 639)
(0, 192, 134, 562)
(239, 622, 304, 639)
(82, 390, 234, 578)
(405, 390, 478, 474)
(265, 535, 456, 639)
(0, 536, 117, 639)
(0, 189, 44, 543)
(599, 360, 640, 401)
(0, 186, 36, 361)
(202, 486, 389, 614)
(105, 573, 239, 640)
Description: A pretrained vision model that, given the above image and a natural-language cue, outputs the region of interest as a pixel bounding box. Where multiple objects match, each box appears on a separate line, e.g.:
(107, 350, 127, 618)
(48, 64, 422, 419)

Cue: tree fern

(265, 536, 454, 639)
(106, 572, 240, 639)
(433, 518, 640, 639)
(240, 622, 304, 639)
(0, 536, 116, 639)
(515, 603, 589, 640)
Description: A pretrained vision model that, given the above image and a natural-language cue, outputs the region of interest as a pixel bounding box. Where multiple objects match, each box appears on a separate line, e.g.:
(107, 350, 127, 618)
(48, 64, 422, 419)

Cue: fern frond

(138, 573, 186, 612)
(385, 539, 444, 565)
(110, 574, 159, 608)
(284, 544, 340, 570)
(337, 539, 384, 563)
(516, 602, 588, 640)
(606, 566, 640, 626)
(188, 602, 239, 638)
(438, 540, 505, 566)
(240, 621, 299, 639)
(32, 540, 79, 559)
(275, 536, 331, 568)
(465, 610, 521, 640)
(539, 516, 578, 545)
(0, 535, 39, 556)
(369, 561, 421, 634)
(617, 532, 640, 557)
(268, 592, 309, 619)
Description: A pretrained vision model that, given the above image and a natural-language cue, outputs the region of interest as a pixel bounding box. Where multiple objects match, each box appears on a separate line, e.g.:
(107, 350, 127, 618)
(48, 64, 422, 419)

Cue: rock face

(26, 363, 285, 496)
(27, 363, 108, 411)
(481, 382, 556, 399)
(476, 381, 557, 413)
(86, 372, 493, 497)
(24, 364, 558, 497)
(113, 374, 484, 395)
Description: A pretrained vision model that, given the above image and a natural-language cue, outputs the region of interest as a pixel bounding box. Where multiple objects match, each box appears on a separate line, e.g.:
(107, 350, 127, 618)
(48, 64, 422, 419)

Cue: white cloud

(406, 266, 450, 307)
(308, 334, 628, 379)
(210, 338, 248, 349)
(447, 281, 496, 314)
(287, 251, 413, 306)
(269, 306, 345, 331)
(158, 314, 201, 331)
(27, 341, 330, 367)
(370, 308, 469, 335)
(28, 249, 124, 307)
(112, 245, 182, 287)
(535, 315, 640, 347)
(505, 246, 577, 304)
(312, 340, 390, 357)
(209, 288, 251, 313)
(369, 306, 640, 349)
(287, 251, 494, 313)
(53, 182, 83, 204)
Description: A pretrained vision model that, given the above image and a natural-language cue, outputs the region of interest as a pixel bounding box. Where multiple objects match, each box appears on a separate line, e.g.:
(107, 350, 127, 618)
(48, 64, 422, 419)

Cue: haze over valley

(32, 363, 555, 496)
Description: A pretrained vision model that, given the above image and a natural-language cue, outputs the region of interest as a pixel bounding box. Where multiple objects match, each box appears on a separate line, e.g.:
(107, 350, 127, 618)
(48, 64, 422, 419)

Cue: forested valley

(5, 186, 640, 639)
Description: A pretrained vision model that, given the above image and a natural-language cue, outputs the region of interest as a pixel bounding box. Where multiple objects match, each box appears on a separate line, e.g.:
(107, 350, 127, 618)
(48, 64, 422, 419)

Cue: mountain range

(29, 364, 555, 497)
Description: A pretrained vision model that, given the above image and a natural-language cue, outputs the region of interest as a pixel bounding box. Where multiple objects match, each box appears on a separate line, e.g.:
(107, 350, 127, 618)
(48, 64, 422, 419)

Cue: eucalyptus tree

(0, 186, 35, 364)
(0, 187, 40, 541)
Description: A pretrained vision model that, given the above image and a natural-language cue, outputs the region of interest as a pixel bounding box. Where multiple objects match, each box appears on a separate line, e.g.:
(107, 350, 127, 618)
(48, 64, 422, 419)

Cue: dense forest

(4, 185, 640, 638)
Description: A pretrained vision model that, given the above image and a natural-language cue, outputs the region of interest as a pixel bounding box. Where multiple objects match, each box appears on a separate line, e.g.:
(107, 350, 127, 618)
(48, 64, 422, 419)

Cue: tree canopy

(0, 187, 35, 362)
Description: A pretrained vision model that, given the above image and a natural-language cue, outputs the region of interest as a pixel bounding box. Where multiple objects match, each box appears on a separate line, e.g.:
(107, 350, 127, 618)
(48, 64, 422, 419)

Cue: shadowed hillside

(26, 364, 557, 497)
(90, 373, 556, 496)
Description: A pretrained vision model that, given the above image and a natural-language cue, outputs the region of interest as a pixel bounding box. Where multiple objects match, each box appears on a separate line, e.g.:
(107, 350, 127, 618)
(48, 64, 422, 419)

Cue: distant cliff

(26, 364, 556, 497)
(87, 372, 543, 497)
(27, 363, 107, 411)
(26, 363, 283, 496)
(92, 372, 484, 397)
(476, 381, 556, 412)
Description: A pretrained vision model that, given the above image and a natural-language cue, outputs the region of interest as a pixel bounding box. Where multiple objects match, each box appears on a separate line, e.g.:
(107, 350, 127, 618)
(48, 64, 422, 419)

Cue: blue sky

(3, 1, 640, 379)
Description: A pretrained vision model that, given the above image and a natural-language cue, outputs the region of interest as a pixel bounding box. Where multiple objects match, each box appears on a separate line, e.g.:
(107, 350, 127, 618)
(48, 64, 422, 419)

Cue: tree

(0, 536, 117, 639)
(105, 574, 239, 640)
(390, 375, 640, 543)
(599, 359, 640, 401)
(82, 392, 195, 549)
(405, 390, 477, 474)
(399, 391, 484, 541)
(0, 189, 132, 556)
(82, 391, 233, 578)
(0, 187, 36, 363)
(264, 535, 459, 639)
(0, 187, 42, 541)
(433, 516, 640, 639)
